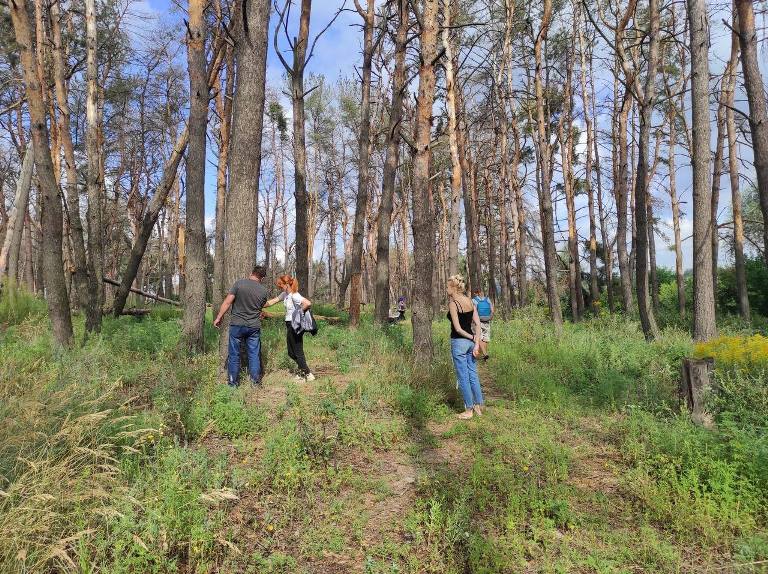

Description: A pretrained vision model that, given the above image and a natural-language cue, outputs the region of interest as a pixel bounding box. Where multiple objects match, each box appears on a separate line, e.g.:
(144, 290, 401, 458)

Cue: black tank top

(447, 299, 473, 339)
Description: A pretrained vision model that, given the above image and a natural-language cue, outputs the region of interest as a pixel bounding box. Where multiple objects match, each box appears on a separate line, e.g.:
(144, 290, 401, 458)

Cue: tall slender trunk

(533, 0, 563, 330)
(443, 0, 462, 280)
(1, 145, 34, 281)
(711, 60, 731, 301)
(348, 0, 375, 326)
(212, 46, 235, 314)
(276, 0, 312, 291)
(726, 11, 749, 320)
(576, 2, 599, 313)
(10, 0, 73, 346)
(458, 97, 481, 293)
(632, 0, 660, 340)
(669, 112, 686, 320)
(688, 0, 717, 341)
(411, 0, 438, 362)
(374, 1, 407, 324)
(85, 0, 104, 331)
(560, 48, 583, 321)
(735, 0, 768, 265)
(51, 0, 91, 319)
(182, 0, 208, 352)
(616, 91, 633, 314)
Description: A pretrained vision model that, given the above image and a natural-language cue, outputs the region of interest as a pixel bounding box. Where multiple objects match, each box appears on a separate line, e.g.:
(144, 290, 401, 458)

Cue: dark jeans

(286, 321, 310, 375)
(228, 325, 261, 386)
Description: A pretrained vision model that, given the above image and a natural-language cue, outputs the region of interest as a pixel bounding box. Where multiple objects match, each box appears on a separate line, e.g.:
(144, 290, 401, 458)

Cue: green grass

(1, 304, 766, 572)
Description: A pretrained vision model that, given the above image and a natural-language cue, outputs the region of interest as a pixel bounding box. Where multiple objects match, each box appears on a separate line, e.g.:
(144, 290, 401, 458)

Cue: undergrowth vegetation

(0, 288, 766, 572)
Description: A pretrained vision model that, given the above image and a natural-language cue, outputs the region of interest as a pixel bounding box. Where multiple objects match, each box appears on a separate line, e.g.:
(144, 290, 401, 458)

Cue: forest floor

(1, 301, 767, 573)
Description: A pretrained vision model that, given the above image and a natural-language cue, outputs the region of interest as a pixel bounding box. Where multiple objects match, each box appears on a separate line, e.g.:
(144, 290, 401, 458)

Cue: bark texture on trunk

(533, 0, 563, 330)
(443, 0, 463, 282)
(374, 0, 408, 324)
(212, 46, 235, 315)
(689, 0, 717, 341)
(182, 0, 209, 352)
(218, 0, 271, 360)
(85, 0, 104, 331)
(10, 0, 73, 347)
(735, 0, 768, 265)
(726, 11, 750, 320)
(631, 0, 660, 340)
(51, 0, 91, 321)
(276, 0, 312, 292)
(348, 0, 375, 326)
(1, 145, 34, 281)
(411, 0, 438, 362)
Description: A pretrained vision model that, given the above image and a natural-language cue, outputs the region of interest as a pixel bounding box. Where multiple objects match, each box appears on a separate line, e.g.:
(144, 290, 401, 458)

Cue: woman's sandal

(457, 410, 474, 420)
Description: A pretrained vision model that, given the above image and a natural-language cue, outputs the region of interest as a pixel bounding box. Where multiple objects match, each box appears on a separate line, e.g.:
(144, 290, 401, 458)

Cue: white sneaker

(305, 372, 316, 382)
(294, 374, 305, 382)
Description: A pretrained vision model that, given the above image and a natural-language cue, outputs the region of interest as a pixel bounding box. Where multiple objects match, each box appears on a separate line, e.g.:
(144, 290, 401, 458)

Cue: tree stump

(680, 357, 715, 427)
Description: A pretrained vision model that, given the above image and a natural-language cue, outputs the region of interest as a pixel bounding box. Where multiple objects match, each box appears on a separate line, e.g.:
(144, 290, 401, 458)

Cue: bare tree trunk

(631, 0, 660, 340)
(443, 0, 462, 280)
(276, 0, 312, 292)
(51, 0, 91, 320)
(375, 1, 407, 324)
(533, 0, 563, 330)
(576, 3, 599, 314)
(711, 63, 730, 302)
(113, 130, 189, 316)
(217, 0, 270, 360)
(688, 0, 717, 341)
(181, 0, 208, 352)
(1, 144, 34, 281)
(726, 12, 749, 320)
(411, 0, 438, 362)
(347, 0, 375, 326)
(560, 48, 583, 321)
(458, 98, 481, 293)
(10, 0, 73, 346)
(735, 0, 768, 265)
(212, 46, 234, 314)
(23, 213, 35, 289)
(85, 0, 104, 331)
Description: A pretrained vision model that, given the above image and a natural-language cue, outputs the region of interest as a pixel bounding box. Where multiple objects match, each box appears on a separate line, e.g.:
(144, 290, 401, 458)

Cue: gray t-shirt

(228, 279, 268, 328)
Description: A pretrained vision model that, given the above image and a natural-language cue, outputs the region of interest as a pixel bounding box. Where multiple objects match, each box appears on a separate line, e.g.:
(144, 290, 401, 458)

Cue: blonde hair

(447, 274, 466, 294)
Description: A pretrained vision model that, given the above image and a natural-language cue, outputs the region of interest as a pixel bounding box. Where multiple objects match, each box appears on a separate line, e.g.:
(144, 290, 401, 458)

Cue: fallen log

(103, 277, 181, 306)
(120, 308, 153, 316)
(261, 310, 343, 323)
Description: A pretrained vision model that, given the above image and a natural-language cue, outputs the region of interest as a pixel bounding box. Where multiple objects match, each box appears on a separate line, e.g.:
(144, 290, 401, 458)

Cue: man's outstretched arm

(214, 294, 235, 328)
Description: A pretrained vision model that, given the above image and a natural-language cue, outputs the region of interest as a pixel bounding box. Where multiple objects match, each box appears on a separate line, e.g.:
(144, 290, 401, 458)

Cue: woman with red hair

(267, 275, 315, 381)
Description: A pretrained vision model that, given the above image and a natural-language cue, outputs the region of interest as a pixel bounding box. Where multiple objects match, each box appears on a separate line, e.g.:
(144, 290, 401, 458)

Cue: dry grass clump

(0, 381, 145, 573)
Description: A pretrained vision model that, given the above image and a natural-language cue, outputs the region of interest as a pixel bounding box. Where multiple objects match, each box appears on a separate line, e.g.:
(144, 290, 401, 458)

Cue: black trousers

(286, 321, 310, 375)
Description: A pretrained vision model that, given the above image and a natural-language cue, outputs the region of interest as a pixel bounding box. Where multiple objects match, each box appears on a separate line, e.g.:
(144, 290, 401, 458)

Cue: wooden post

(680, 357, 715, 427)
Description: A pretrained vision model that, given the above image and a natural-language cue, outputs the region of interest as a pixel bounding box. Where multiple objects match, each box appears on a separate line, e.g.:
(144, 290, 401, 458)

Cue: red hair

(276, 274, 299, 293)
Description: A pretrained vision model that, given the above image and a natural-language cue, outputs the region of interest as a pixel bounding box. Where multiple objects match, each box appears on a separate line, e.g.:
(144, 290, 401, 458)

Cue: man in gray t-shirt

(214, 265, 269, 386)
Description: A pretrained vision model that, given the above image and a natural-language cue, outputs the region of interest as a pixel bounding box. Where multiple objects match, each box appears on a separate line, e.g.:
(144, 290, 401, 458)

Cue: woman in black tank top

(447, 275, 485, 419)
(448, 299, 474, 339)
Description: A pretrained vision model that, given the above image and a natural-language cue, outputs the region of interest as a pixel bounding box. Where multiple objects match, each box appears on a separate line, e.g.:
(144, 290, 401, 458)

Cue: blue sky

(133, 0, 754, 272)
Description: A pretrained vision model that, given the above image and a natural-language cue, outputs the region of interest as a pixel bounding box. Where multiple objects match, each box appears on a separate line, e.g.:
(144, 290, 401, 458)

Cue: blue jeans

(227, 325, 262, 386)
(451, 338, 484, 409)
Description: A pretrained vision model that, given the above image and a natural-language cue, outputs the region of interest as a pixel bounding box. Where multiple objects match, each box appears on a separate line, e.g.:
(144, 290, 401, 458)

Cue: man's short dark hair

(252, 265, 267, 279)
